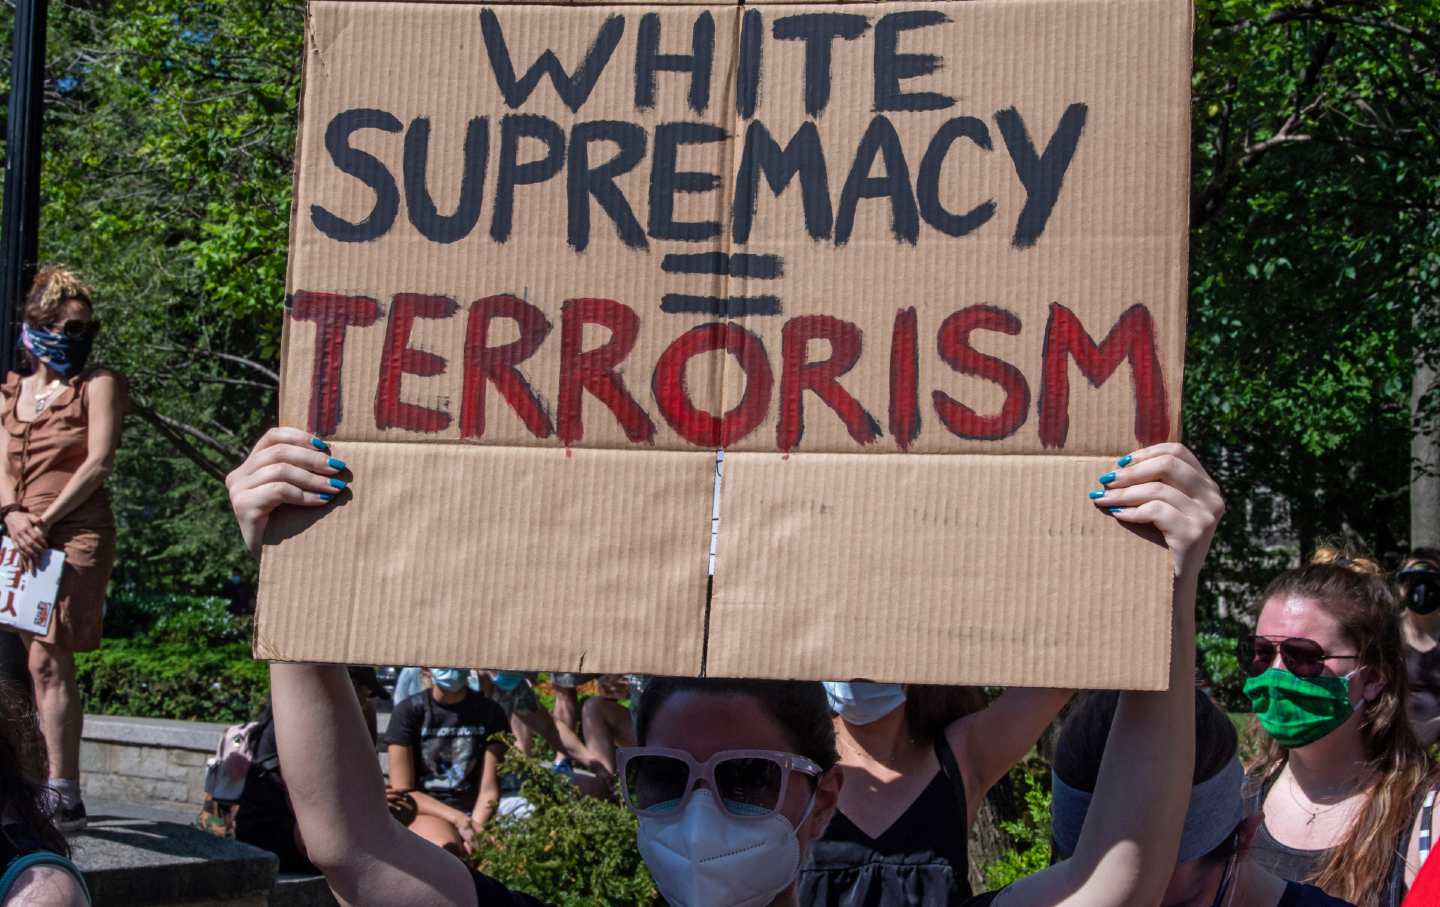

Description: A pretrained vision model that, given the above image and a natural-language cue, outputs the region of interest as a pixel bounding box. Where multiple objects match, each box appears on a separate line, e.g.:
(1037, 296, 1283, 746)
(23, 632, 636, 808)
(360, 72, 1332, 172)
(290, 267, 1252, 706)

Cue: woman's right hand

(5, 510, 46, 570)
(226, 428, 348, 559)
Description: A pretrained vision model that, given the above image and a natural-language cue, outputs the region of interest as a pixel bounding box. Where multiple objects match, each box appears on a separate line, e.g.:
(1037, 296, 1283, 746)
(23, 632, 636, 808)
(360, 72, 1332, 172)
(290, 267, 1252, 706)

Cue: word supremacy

(289, 3, 1176, 455)
(311, 9, 1087, 253)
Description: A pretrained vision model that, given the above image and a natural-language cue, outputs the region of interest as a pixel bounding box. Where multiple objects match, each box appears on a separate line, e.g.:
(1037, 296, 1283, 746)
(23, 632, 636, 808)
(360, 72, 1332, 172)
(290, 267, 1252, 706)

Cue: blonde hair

(24, 264, 93, 329)
(1251, 546, 1437, 907)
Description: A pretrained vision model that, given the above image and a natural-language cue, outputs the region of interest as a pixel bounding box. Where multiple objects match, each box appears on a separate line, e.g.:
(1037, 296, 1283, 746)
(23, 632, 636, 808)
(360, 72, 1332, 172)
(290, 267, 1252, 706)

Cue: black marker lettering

(873, 11, 955, 113)
(568, 121, 648, 252)
(648, 122, 726, 242)
(772, 13, 869, 118)
(491, 114, 566, 244)
(737, 9, 764, 120)
(311, 108, 403, 243)
(732, 120, 832, 243)
(403, 117, 489, 244)
(835, 115, 917, 246)
(917, 116, 995, 238)
(995, 103, 1088, 248)
(480, 9, 625, 113)
(635, 12, 715, 115)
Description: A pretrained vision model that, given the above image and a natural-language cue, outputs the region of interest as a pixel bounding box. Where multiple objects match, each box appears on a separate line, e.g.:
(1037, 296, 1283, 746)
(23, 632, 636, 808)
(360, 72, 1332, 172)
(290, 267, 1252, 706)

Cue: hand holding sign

(0, 536, 66, 636)
(3, 509, 46, 572)
(225, 427, 349, 559)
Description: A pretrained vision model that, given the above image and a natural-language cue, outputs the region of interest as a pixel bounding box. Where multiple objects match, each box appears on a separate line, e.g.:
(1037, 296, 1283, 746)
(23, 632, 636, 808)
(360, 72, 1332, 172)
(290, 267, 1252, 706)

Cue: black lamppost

(0, 0, 47, 692)
(2, 0, 48, 373)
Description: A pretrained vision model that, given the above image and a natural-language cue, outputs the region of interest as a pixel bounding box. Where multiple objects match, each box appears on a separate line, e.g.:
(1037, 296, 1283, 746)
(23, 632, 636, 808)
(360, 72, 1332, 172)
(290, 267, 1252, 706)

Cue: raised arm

(229, 429, 477, 906)
(995, 444, 1221, 907)
(270, 663, 477, 906)
(948, 687, 1073, 812)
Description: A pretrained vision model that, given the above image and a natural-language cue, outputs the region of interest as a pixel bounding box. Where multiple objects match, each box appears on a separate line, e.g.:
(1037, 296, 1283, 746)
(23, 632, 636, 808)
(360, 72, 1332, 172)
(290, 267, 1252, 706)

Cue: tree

(1, 0, 301, 593)
(1187, 0, 1440, 614)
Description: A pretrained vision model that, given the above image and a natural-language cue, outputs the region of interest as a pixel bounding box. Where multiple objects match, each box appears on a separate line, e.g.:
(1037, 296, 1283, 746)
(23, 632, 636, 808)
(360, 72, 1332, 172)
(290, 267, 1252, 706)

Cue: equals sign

(661, 252, 784, 318)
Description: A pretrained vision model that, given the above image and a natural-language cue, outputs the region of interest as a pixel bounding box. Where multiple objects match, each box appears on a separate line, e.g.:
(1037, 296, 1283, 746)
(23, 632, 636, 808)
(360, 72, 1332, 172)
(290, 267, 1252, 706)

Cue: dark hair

(903, 684, 987, 744)
(636, 677, 839, 771)
(1252, 547, 1438, 907)
(0, 683, 67, 856)
(1053, 689, 1240, 864)
(1405, 547, 1440, 566)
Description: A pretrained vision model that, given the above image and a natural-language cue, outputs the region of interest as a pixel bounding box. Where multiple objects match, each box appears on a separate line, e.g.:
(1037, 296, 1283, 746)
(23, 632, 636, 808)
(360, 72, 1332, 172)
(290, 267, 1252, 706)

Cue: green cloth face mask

(1243, 667, 1355, 748)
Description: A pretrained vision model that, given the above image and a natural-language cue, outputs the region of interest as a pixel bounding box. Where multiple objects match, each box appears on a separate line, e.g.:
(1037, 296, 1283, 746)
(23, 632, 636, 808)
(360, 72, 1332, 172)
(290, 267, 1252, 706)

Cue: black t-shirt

(467, 870, 999, 907)
(386, 690, 508, 812)
(1278, 881, 1356, 907)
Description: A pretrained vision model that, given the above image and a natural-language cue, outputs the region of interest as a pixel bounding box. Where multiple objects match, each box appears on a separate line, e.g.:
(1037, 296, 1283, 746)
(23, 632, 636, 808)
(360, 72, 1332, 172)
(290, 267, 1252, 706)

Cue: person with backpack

(219, 667, 388, 873)
(228, 429, 1223, 907)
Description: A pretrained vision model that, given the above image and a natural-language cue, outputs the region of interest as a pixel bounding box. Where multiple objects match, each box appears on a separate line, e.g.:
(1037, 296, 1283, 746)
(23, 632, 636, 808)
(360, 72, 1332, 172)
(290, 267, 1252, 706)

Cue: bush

(75, 592, 267, 723)
(473, 748, 656, 907)
(982, 769, 1052, 890)
(76, 639, 268, 723)
(1198, 624, 1249, 712)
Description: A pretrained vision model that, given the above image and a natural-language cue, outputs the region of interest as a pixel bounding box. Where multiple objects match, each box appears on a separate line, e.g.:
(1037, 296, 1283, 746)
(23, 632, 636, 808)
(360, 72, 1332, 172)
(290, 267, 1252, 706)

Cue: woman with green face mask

(1240, 549, 1440, 907)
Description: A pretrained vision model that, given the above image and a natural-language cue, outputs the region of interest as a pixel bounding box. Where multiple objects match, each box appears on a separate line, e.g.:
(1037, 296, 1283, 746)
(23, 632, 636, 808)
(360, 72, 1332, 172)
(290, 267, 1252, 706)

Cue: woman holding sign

(229, 431, 1223, 907)
(0, 265, 127, 834)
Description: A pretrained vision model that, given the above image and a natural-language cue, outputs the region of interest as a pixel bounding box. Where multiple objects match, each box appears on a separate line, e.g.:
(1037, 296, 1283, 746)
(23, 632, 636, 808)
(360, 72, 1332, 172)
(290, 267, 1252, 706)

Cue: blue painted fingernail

(1088, 490, 1106, 500)
(328, 457, 346, 470)
(319, 493, 334, 502)
(310, 437, 329, 451)
(1117, 454, 1133, 467)
(1107, 507, 1124, 514)
(328, 478, 347, 490)
(1099, 472, 1117, 485)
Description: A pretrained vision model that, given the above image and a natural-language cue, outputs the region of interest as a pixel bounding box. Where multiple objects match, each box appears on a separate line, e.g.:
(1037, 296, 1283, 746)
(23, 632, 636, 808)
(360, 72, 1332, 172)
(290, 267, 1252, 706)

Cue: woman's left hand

(5, 510, 47, 572)
(1093, 443, 1224, 581)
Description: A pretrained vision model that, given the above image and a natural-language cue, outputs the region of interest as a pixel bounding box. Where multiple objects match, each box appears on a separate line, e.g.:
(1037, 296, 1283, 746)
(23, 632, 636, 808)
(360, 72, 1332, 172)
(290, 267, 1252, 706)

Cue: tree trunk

(1413, 331, 1440, 551)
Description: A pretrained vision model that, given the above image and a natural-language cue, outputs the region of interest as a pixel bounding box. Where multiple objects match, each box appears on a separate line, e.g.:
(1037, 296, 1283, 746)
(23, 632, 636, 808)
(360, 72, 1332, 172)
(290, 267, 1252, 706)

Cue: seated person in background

(0, 686, 88, 906)
(580, 675, 636, 777)
(483, 671, 611, 795)
(1396, 549, 1440, 747)
(548, 673, 593, 736)
(1053, 688, 1354, 907)
(234, 666, 387, 873)
(386, 668, 508, 857)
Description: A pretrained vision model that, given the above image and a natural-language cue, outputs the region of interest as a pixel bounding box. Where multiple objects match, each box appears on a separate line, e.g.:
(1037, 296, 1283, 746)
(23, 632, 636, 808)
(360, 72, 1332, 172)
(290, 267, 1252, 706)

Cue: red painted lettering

(653, 323, 773, 447)
(461, 295, 554, 440)
(375, 293, 459, 433)
(1038, 303, 1169, 448)
(778, 315, 881, 452)
(557, 298, 656, 446)
(888, 307, 920, 451)
(290, 291, 382, 436)
(933, 305, 1031, 441)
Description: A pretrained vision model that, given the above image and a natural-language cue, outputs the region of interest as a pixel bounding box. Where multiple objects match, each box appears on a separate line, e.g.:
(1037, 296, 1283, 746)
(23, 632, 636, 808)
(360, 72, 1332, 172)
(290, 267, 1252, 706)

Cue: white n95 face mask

(822, 681, 907, 725)
(637, 789, 810, 907)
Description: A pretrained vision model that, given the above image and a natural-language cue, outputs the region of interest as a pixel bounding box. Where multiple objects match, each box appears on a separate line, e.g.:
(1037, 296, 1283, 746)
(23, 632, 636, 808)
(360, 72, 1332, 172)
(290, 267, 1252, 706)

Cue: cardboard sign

(259, 0, 1192, 689)
(0, 539, 65, 636)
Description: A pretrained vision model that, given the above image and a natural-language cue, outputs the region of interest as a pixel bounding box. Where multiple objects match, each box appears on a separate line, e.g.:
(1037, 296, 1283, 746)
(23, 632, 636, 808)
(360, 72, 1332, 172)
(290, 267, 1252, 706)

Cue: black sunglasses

(1237, 635, 1358, 679)
(1399, 567, 1440, 615)
(48, 318, 98, 339)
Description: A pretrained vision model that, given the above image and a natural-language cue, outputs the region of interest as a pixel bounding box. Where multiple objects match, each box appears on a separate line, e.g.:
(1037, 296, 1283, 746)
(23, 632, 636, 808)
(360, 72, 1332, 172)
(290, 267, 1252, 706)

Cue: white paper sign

(0, 537, 65, 635)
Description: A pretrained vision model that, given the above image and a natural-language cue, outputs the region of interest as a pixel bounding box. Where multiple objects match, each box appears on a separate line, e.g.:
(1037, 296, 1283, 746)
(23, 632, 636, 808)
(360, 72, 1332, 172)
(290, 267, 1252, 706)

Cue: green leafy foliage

(472, 749, 657, 907)
(75, 593, 267, 722)
(982, 768, 1053, 890)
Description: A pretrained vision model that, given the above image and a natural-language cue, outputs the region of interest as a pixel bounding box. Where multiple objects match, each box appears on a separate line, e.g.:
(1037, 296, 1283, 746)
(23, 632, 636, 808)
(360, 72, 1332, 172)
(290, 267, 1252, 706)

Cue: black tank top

(798, 736, 972, 907)
(1244, 770, 1409, 907)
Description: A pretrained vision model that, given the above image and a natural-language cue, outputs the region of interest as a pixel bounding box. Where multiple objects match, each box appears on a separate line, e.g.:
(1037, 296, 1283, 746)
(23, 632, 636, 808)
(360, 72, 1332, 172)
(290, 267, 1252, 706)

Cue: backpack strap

(0, 851, 92, 904)
(1420, 787, 1438, 867)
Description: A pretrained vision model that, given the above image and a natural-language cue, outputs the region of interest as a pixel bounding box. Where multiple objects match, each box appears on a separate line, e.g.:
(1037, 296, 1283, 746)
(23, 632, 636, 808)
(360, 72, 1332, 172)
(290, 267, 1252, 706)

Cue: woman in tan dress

(0, 265, 126, 833)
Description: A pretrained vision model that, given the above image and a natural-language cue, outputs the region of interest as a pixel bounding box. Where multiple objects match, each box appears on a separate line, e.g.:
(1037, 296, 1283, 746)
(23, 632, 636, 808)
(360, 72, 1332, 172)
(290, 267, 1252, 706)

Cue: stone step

(69, 799, 336, 906)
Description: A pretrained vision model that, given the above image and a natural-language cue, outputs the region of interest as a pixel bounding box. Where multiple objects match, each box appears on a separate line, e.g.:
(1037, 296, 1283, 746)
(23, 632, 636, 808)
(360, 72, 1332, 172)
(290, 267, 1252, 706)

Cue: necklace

(1285, 770, 1362, 827)
(31, 378, 62, 414)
